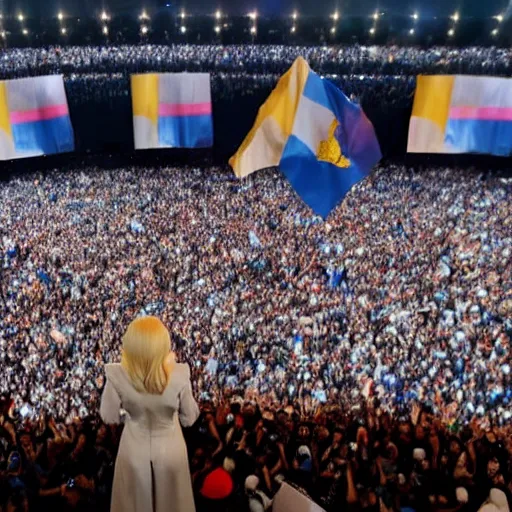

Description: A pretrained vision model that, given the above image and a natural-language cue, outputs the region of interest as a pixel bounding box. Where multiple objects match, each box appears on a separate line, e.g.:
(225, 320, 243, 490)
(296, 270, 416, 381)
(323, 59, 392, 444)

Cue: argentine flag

(230, 57, 381, 218)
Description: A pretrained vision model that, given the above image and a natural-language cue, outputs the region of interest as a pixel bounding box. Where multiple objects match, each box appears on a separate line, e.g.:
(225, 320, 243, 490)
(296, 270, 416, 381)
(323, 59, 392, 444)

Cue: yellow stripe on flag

(131, 74, 159, 125)
(411, 75, 455, 132)
(229, 56, 310, 178)
(0, 81, 12, 139)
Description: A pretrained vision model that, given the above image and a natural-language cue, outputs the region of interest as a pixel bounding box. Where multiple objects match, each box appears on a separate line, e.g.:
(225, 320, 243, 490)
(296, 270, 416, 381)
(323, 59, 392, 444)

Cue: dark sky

(6, 0, 508, 18)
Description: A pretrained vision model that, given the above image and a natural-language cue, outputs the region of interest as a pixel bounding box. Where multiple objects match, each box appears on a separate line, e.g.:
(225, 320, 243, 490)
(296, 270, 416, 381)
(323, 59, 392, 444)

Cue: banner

(131, 73, 213, 150)
(0, 75, 74, 161)
(408, 75, 512, 157)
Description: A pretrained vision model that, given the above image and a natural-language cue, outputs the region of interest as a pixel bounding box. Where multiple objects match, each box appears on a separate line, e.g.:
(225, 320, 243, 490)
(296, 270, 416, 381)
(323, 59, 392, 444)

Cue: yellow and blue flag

(229, 57, 381, 218)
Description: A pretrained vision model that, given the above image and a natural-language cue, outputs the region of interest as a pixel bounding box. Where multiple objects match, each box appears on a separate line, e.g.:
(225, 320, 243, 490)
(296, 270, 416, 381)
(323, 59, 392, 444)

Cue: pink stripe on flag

(158, 103, 212, 117)
(10, 104, 69, 124)
(449, 106, 512, 121)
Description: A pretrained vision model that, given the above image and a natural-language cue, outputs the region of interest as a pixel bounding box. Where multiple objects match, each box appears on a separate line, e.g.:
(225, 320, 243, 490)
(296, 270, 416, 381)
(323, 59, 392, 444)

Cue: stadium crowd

(0, 44, 510, 79)
(64, 72, 416, 108)
(0, 164, 511, 510)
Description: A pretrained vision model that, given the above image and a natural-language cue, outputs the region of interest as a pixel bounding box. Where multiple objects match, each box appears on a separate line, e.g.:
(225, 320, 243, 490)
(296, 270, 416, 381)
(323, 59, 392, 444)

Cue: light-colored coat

(100, 362, 199, 512)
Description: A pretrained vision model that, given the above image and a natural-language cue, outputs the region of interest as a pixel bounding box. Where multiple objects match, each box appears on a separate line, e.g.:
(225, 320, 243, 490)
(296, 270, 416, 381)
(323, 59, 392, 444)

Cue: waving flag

(131, 73, 213, 150)
(229, 57, 381, 218)
(408, 75, 512, 157)
(0, 75, 74, 161)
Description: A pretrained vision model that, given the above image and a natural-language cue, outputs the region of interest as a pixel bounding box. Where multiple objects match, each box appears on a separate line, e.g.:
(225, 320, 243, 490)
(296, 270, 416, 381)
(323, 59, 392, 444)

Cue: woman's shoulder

(104, 363, 128, 390)
(173, 362, 191, 380)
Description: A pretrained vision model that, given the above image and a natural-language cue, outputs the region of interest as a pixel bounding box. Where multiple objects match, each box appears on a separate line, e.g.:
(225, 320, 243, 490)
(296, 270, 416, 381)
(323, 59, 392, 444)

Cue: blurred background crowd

(1, 164, 511, 511)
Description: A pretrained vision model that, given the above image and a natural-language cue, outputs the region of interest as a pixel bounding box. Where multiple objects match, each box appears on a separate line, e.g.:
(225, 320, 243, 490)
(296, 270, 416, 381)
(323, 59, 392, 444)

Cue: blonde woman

(100, 316, 199, 512)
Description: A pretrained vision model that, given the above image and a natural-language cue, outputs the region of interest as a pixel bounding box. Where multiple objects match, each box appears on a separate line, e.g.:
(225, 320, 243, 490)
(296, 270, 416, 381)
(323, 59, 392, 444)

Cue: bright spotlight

(215, 10, 221, 20)
(100, 11, 109, 21)
(291, 25, 296, 33)
(412, 12, 419, 20)
(332, 10, 339, 21)
(330, 26, 336, 34)
(58, 11, 64, 21)
(369, 27, 376, 35)
(292, 11, 298, 20)
(495, 14, 503, 22)
(451, 12, 459, 22)
(140, 10, 150, 20)
(409, 28, 415, 35)
(61, 27, 67, 35)
(250, 26, 256, 34)
(492, 28, 499, 36)
(249, 11, 257, 20)
(102, 25, 109, 35)
(0, 31, 6, 38)
(448, 28, 455, 36)
(373, 12, 379, 20)
(22, 28, 28, 35)
(180, 25, 187, 33)
(141, 25, 148, 35)
(18, 13, 24, 22)
(214, 25, 221, 33)
(180, 10, 185, 19)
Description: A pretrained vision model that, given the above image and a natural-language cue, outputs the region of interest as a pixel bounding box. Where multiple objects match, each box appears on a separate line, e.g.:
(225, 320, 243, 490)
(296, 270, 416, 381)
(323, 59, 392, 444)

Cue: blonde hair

(121, 316, 171, 394)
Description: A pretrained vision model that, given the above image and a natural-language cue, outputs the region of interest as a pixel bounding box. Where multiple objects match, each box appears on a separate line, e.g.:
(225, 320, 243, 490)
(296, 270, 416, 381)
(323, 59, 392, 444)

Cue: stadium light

(448, 28, 455, 36)
(139, 10, 150, 20)
(141, 25, 148, 34)
(18, 13, 24, 22)
(495, 14, 503, 22)
(330, 26, 336, 34)
(250, 26, 256, 34)
(57, 11, 64, 21)
(291, 25, 296, 33)
(332, 10, 339, 21)
(180, 10, 186, 19)
(372, 12, 379, 20)
(22, 28, 28, 35)
(369, 27, 376, 35)
(451, 12, 459, 22)
(248, 11, 257, 21)
(0, 31, 6, 39)
(214, 25, 221, 33)
(492, 28, 499, 36)
(180, 25, 187, 33)
(61, 27, 67, 35)
(100, 11, 109, 21)
(102, 25, 109, 35)
(292, 10, 298, 20)
(412, 12, 419, 20)
(409, 28, 415, 35)
(215, 10, 222, 20)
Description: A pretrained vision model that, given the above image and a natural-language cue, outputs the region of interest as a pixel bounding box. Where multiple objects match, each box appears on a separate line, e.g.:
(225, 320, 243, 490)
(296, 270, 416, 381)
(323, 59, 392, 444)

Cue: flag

(0, 75, 74, 161)
(131, 73, 213, 149)
(229, 57, 381, 218)
(408, 75, 512, 157)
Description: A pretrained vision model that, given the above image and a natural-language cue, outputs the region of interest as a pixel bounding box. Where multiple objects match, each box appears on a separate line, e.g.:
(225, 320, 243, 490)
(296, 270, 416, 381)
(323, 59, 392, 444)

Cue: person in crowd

(99, 316, 200, 512)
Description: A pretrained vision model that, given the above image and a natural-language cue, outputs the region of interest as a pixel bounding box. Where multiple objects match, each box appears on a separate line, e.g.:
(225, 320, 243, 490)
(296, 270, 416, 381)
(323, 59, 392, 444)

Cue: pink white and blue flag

(0, 75, 74, 161)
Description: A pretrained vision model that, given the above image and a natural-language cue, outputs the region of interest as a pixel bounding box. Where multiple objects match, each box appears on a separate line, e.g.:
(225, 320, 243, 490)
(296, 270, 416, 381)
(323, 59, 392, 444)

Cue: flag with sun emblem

(229, 57, 381, 218)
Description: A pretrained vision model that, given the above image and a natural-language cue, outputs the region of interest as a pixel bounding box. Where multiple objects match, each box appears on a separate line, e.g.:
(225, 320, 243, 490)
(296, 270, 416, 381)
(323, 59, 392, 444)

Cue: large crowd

(0, 44, 510, 79)
(0, 39, 511, 511)
(0, 164, 511, 510)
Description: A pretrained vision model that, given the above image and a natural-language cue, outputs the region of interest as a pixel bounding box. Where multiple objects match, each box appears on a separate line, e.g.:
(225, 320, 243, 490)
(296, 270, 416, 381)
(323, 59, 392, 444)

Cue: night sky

(4, 0, 508, 18)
